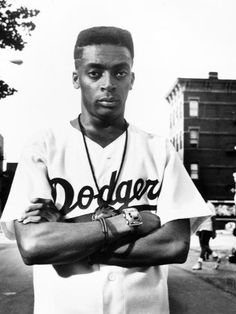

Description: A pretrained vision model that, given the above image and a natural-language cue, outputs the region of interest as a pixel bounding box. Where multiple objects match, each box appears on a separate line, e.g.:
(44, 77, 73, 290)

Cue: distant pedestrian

(228, 227, 236, 264)
(192, 201, 221, 270)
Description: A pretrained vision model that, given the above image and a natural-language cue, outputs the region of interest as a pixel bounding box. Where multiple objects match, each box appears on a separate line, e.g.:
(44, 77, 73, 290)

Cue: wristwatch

(122, 208, 143, 227)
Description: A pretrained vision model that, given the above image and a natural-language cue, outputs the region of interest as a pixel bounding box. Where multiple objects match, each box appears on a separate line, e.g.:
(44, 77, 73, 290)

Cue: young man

(1, 26, 211, 314)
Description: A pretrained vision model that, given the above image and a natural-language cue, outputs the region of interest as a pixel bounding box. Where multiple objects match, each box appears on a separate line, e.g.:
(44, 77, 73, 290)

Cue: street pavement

(0, 228, 236, 314)
(0, 235, 33, 314)
(182, 230, 236, 297)
(168, 230, 236, 314)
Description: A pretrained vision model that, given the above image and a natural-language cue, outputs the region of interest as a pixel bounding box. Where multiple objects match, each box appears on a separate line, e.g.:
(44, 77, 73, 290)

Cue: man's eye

(88, 71, 100, 79)
(116, 71, 128, 78)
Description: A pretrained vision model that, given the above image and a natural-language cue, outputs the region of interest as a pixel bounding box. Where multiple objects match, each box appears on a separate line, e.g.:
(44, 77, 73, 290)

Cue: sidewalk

(178, 230, 236, 296)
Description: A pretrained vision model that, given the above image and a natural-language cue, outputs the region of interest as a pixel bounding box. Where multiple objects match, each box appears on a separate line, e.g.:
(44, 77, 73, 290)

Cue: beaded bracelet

(87, 217, 109, 265)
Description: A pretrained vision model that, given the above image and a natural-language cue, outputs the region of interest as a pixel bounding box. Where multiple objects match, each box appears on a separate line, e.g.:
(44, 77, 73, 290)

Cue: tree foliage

(0, 79, 17, 98)
(0, 0, 39, 99)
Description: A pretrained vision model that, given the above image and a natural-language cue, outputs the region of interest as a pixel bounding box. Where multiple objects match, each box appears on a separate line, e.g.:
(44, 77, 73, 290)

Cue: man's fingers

(30, 198, 53, 205)
(19, 199, 61, 223)
(19, 209, 41, 221)
(22, 216, 42, 224)
(25, 203, 44, 213)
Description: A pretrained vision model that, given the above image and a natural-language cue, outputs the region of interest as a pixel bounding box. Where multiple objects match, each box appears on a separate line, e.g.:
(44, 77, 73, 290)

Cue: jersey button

(108, 273, 116, 281)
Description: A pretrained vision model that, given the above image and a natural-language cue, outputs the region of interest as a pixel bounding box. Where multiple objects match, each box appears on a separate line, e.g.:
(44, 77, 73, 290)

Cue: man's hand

(18, 198, 63, 224)
(138, 211, 161, 236)
(106, 209, 161, 240)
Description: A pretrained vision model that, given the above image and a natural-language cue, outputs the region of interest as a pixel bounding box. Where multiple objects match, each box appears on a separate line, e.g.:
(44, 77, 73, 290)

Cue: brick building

(166, 72, 236, 217)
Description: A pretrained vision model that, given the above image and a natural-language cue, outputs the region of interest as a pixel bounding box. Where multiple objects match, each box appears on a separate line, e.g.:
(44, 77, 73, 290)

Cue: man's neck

(71, 115, 128, 148)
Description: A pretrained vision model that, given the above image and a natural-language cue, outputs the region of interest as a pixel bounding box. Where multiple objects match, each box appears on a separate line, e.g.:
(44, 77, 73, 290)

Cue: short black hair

(74, 26, 134, 60)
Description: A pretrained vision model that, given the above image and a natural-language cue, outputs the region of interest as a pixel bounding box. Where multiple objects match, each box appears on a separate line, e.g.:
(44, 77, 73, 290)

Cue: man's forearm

(14, 215, 132, 265)
(91, 219, 190, 267)
(14, 211, 160, 265)
(15, 220, 104, 265)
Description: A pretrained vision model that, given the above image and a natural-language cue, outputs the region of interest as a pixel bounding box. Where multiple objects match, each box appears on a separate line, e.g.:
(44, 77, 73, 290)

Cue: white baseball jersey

(1, 121, 211, 314)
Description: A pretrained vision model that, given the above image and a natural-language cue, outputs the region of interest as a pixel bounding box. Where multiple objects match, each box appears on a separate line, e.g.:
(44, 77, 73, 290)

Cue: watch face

(123, 208, 143, 226)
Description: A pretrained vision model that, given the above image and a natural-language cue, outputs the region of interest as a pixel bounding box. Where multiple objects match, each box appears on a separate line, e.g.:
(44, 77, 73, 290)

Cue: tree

(0, 0, 39, 99)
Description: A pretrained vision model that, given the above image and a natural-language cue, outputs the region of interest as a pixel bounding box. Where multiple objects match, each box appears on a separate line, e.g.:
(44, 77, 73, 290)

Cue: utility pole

(233, 172, 236, 212)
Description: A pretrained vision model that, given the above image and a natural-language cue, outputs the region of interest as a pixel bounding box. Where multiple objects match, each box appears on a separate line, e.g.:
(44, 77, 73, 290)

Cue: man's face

(73, 44, 134, 122)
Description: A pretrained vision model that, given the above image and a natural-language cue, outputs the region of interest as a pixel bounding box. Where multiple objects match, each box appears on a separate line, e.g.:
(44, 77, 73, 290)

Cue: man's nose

(101, 72, 116, 92)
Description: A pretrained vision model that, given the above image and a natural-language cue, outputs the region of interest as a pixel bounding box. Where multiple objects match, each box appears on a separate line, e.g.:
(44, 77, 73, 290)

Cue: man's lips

(97, 97, 119, 106)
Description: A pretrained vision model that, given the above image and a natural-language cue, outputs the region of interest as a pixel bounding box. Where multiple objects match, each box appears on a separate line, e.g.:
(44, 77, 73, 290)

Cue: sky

(1, 0, 236, 161)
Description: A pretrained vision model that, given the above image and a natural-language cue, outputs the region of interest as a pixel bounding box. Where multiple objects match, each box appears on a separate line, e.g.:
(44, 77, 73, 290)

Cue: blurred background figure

(228, 227, 236, 264)
(192, 201, 221, 270)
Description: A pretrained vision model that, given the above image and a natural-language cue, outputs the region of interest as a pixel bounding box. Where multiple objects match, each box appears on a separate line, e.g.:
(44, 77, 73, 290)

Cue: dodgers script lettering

(50, 171, 160, 215)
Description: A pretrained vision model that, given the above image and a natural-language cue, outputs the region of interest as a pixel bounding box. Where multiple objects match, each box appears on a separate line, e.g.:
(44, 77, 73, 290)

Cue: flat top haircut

(74, 26, 134, 61)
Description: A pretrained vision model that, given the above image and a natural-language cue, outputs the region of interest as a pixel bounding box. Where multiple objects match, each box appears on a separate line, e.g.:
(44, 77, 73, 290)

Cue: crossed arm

(14, 199, 190, 268)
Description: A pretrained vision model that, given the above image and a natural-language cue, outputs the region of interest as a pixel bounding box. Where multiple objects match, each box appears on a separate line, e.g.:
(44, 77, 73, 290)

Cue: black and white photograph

(1, 1, 236, 313)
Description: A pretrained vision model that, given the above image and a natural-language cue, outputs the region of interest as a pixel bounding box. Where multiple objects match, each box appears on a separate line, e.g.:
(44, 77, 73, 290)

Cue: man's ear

(72, 71, 80, 89)
(130, 72, 135, 90)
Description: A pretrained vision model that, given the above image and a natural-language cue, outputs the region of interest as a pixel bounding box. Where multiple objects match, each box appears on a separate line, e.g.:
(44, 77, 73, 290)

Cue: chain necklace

(78, 114, 128, 218)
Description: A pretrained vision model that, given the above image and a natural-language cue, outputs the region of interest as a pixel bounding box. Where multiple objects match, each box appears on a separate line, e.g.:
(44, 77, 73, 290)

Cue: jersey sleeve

(0, 131, 53, 240)
(157, 140, 212, 233)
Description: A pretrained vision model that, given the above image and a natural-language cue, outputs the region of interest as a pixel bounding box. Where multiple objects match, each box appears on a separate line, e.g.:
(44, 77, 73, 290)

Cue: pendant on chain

(92, 199, 119, 220)
(78, 114, 128, 221)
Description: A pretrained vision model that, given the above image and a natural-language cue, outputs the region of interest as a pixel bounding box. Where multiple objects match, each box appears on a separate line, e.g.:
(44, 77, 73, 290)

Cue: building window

(189, 100, 199, 117)
(189, 128, 199, 147)
(190, 163, 199, 179)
